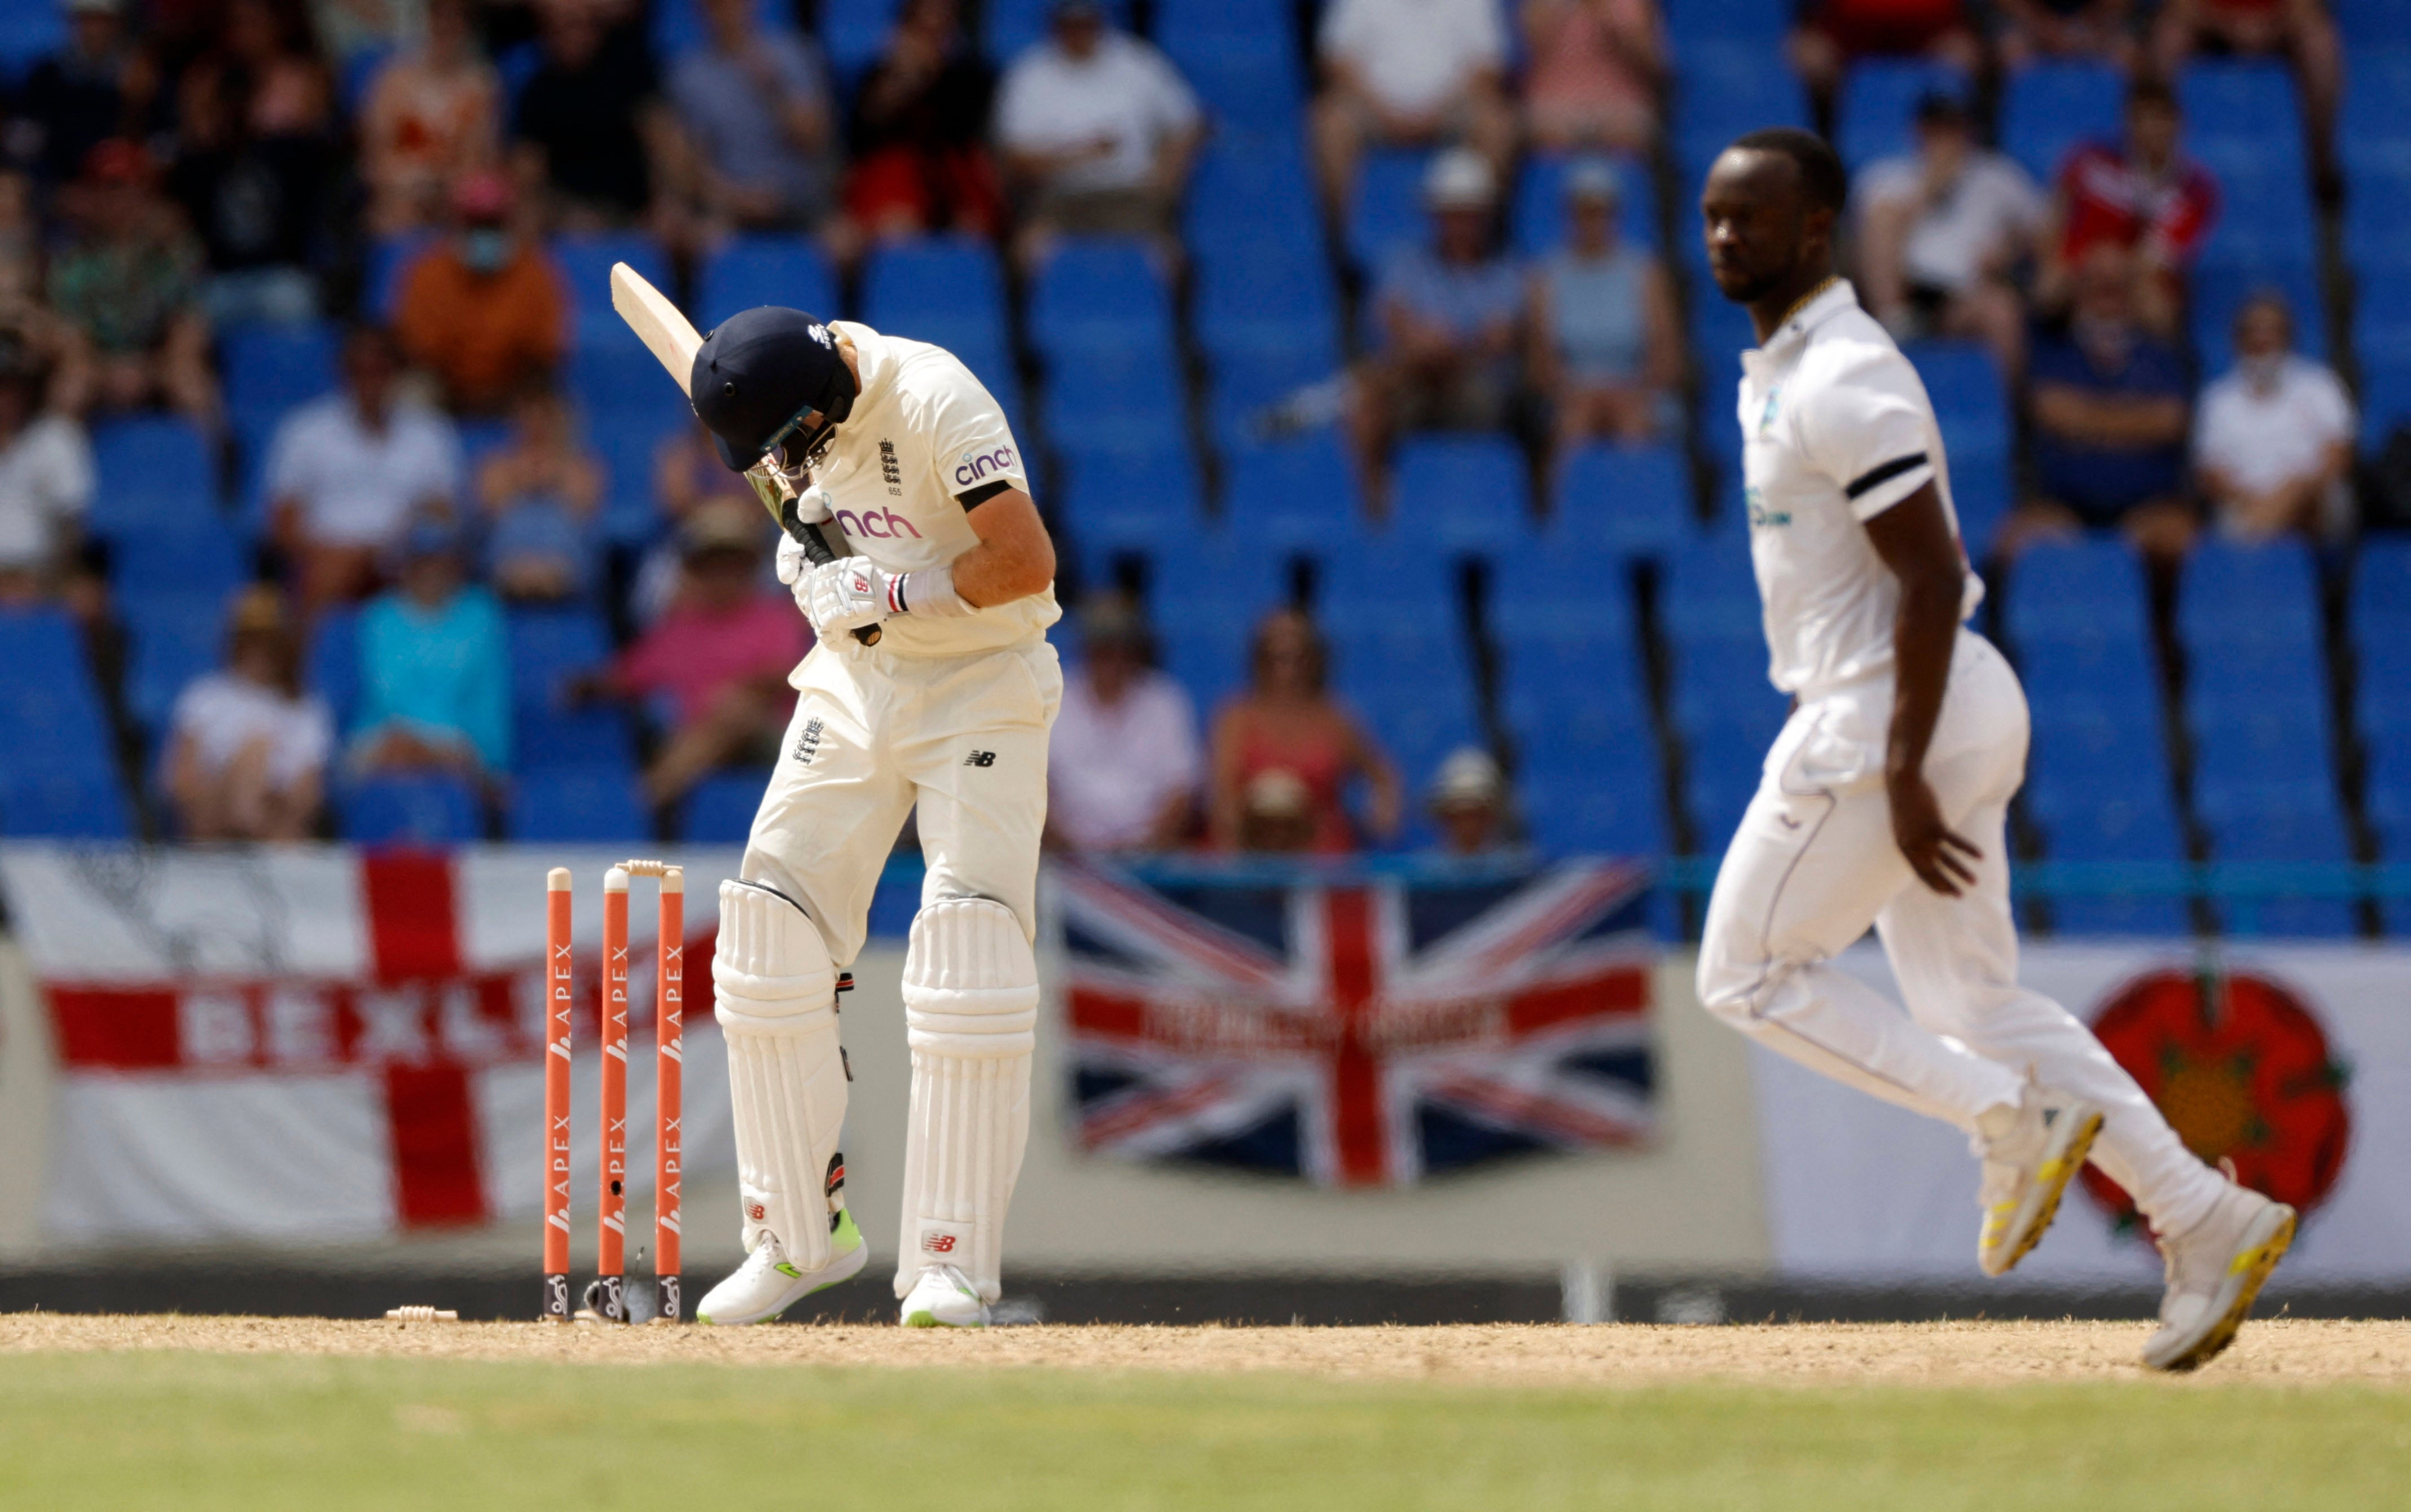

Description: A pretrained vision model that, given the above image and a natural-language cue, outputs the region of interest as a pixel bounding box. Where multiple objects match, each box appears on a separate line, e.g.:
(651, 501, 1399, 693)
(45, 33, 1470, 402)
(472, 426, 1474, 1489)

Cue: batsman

(686, 305, 1061, 1329)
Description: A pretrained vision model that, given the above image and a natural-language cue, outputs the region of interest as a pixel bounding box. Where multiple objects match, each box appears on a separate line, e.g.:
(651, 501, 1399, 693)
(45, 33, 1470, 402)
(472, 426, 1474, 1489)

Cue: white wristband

(896, 563, 972, 618)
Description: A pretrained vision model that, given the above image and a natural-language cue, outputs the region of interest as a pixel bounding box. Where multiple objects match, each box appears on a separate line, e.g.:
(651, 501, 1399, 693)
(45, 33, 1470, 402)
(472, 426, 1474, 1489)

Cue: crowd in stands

(0, 0, 2397, 935)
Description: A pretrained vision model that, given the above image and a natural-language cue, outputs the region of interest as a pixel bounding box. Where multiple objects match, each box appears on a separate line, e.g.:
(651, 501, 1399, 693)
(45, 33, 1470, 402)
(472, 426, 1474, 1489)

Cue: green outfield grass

(2, 1351, 2406, 1511)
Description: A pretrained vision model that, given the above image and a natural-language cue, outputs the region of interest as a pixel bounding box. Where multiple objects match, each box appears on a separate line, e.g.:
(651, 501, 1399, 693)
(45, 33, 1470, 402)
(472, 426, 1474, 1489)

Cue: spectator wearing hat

(394, 170, 568, 415)
(1854, 93, 2045, 375)
(574, 504, 811, 808)
(349, 511, 511, 782)
(1210, 608, 1400, 855)
(47, 139, 218, 427)
(844, 0, 1004, 242)
(2193, 292, 2355, 544)
(1426, 746, 1521, 857)
(1348, 148, 1526, 511)
(1045, 598, 1200, 853)
(994, 0, 1202, 270)
(476, 383, 604, 604)
(1790, 0, 1980, 133)
(666, 0, 844, 244)
(267, 323, 462, 614)
(359, 0, 503, 235)
(1527, 157, 1680, 464)
(1993, 0, 2138, 71)
(161, 586, 333, 840)
(14, 0, 147, 190)
(1311, 0, 1514, 219)
(0, 363, 95, 607)
(511, 0, 673, 230)
(2005, 242, 2195, 563)
(2043, 79, 2219, 336)
(1518, 0, 1666, 155)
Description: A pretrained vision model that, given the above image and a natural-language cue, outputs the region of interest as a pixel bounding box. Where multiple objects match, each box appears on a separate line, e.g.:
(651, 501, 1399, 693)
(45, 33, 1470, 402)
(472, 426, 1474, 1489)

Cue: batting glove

(772, 487, 836, 588)
(798, 556, 972, 639)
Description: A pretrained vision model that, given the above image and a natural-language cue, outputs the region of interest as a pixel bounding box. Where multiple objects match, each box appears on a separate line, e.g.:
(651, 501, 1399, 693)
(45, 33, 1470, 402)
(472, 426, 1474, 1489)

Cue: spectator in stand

(15, 0, 150, 190)
(2151, 0, 2339, 167)
(47, 139, 218, 426)
(1311, 0, 1513, 219)
(267, 323, 462, 613)
(0, 364, 95, 606)
(1348, 149, 1524, 511)
(632, 416, 759, 622)
(845, 0, 1003, 241)
(1519, 0, 1665, 155)
(2004, 243, 2195, 562)
(993, 0, 1202, 269)
(1994, 0, 2137, 70)
(475, 384, 602, 603)
(160, 586, 332, 839)
(574, 504, 809, 808)
(1236, 767, 1319, 853)
(349, 511, 511, 783)
(1854, 93, 2044, 374)
(1527, 157, 1680, 460)
(2193, 291, 2355, 544)
(2043, 79, 2219, 335)
(1426, 746, 1518, 857)
(667, 0, 843, 244)
(165, 0, 339, 328)
(359, 0, 502, 235)
(511, 0, 671, 231)
(1209, 608, 1400, 855)
(1045, 598, 1200, 852)
(1790, 0, 1980, 133)
(394, 170, 566, 414)
(314, 0, 420, 66)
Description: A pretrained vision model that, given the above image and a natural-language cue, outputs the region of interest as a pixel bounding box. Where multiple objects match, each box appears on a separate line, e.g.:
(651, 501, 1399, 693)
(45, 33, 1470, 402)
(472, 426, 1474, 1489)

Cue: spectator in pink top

(1519, 0, 1665, 154)
(573, 505, 810, 807)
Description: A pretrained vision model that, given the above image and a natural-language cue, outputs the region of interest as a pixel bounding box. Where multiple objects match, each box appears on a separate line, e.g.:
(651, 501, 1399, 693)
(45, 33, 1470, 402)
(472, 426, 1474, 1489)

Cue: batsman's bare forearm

(951, 487, 1056, 606)
(1863, 483, 1965, 783)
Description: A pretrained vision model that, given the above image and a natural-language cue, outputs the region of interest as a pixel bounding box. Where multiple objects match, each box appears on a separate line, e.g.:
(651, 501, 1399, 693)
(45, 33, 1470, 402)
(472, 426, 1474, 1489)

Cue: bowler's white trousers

(741, 638, 1063, 965)
(1697, 630, 2222, 1238)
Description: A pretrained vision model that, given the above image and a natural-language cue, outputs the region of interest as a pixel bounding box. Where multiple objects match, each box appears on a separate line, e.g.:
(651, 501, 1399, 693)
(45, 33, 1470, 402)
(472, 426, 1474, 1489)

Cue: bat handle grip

(784, 498, 881, 647)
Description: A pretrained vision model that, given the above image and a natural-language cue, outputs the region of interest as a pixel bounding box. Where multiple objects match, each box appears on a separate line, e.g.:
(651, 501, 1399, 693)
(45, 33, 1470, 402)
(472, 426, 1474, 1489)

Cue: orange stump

(655, 871, 684, 1322)
(542, 868, 574, 1322)
(595, 866, 632, 1324)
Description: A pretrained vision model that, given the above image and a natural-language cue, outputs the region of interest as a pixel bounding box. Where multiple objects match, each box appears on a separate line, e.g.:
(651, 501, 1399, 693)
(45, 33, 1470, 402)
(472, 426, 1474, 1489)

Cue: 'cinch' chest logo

(1745, 486, 1791, 529)
(954, 443, 1016, 487)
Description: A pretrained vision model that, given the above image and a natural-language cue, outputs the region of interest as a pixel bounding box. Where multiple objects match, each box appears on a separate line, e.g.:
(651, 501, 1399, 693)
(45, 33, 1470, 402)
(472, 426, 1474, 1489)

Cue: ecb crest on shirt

(1056, 859, 1657, 1188)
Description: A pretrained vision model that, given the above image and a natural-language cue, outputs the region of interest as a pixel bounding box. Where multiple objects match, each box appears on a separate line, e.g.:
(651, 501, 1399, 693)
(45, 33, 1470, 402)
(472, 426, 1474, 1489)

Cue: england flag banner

(1056, 859, 1658, 1188)
(0, 843, 741, 1245)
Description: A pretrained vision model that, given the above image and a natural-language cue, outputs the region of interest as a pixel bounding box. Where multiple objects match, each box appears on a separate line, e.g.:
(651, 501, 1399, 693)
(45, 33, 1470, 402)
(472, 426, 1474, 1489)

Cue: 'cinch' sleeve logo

(953, 443, 1017, 487)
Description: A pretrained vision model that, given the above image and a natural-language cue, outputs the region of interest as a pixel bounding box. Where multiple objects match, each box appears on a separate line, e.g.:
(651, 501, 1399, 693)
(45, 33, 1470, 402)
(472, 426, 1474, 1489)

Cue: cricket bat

(608, 262, 878, 645)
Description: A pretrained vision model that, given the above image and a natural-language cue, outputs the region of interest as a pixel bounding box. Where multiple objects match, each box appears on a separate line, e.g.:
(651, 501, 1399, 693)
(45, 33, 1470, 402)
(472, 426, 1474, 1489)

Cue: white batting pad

(713, 880, 846, 1271)
(895, 896, 1039, 1302)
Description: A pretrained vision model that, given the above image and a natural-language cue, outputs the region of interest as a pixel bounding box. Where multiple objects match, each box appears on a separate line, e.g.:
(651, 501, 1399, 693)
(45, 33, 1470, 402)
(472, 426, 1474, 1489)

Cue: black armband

(956, 481, 1013, 511)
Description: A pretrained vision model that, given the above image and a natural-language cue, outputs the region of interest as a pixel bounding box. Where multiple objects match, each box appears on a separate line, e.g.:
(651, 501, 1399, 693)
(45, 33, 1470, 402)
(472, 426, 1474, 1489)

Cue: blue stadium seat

(1056, 442, 1206, 548)
(307, 608, 361, 735)
(2346, 165, 2411, 278)
(2367, 734, 2411, 934)
(1347, 149, 1435, 270)
(820, 0, 901, 76)
(1142, 529, 1289, 636)
(1908, 341, 2011, 454)
(2179, 538, 2322, 650)
(2337, 0, 2411, 45)
(1835, 59, 1971, 170)
(1502, 627, 1652, 764)
(680, 770, 770, 843)
(0, 769, 134, 838)
(2007, 537, 2150, 642)
(1510, 152, 1658, 256)
(1328, 622, 1483, 797)
(698, 237, 840, 328)
(222, 323, 339, 442)
(1494, 543, 1639, 639)
(863, 238, 1008, 345)
(1220, 430, 1360, 547)
(1999, 61, 2124, 182)
(112, 519, 249, 601)
(508, 609, 634, 772)
(1673, 44, 1809, 157)
(0, 610, 122, 828)
(340, 774, 483, 844)
(1044, 342, 1184, 423)
(2191, 261, 2323, 376)
(983, 0, 1128, 60)
(2179, 60, 2307, 178)
(1682, 749, 1762, 858)
(552, 233, 673, 349)
(652, 0, 785, 63)
(1660, 530, 1759, 643)
(1524, 763, 1668, 858)
(1161, 27, 1303, 138)
(2194, 779, 2357, 937)
(507, 769, 651, 842)
(1672, 636, 1785, 756)
(122, 593, 234, 736)
(1314, 537, 1461, 633)
(2025, 776, 2191, 935)
(1549, 442, 1690, 559)
(89, 418, 218, 542)
(1155, 0, 1290, 39)
(2339, 47, 2411, 183)
(1027, 238, 1173, 357)
(0, 8, 65, 76)
(1393, 435, 1532, 551)
(1203, 332, 1345, 436)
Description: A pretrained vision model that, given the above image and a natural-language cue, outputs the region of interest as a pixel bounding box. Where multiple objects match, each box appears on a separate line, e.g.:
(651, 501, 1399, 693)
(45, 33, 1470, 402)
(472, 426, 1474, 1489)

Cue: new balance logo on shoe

(963, 750, 996, 767)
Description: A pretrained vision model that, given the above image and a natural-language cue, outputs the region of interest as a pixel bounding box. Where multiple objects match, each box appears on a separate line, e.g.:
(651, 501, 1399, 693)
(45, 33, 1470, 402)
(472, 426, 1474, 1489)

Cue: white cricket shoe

(696, 1212, 867, 1326)
(899, 1264, 989, 1329)
(1975, 1085, 2106, 1277)
(2143, 1181, 2295, 1372)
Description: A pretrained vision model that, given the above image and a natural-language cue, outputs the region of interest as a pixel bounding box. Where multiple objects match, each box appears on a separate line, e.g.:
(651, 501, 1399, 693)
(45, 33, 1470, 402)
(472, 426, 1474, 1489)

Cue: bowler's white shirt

(1047, 667, 1200, 851)
(809, 322, 1060, 660)
(2194, 354, 2354, 499)
(1736, 281, 1980, 699)
(995, 33, 1200, 195)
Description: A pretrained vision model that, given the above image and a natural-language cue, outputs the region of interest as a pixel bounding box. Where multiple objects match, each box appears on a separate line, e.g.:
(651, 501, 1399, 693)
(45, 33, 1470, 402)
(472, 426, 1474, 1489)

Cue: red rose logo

(2082, 967, 2351, 1233)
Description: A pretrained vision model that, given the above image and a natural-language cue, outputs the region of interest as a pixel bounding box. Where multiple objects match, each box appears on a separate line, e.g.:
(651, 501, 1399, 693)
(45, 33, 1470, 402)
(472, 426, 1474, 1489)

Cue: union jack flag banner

(1056, 858, 1657, 1188)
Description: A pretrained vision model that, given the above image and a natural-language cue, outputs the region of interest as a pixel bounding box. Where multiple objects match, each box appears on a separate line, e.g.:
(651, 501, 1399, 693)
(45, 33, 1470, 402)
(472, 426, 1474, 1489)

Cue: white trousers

(1697, 631, 2221, 1238)
(741, 639, 1063, 965)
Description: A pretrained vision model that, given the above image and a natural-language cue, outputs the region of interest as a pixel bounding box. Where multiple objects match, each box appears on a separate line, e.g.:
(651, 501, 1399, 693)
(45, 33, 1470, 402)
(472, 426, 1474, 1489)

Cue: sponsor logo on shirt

(952, 442, 1016, 488)
(792, 716, 826, 766)
(879, 438, 902, 495)
(1745, 486, 1791, 529)
(835, 507, 923, 540)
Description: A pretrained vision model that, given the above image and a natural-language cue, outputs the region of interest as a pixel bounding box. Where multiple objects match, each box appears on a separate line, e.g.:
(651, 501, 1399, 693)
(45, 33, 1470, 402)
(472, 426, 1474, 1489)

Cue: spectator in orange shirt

(393, 170, 565, 415)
